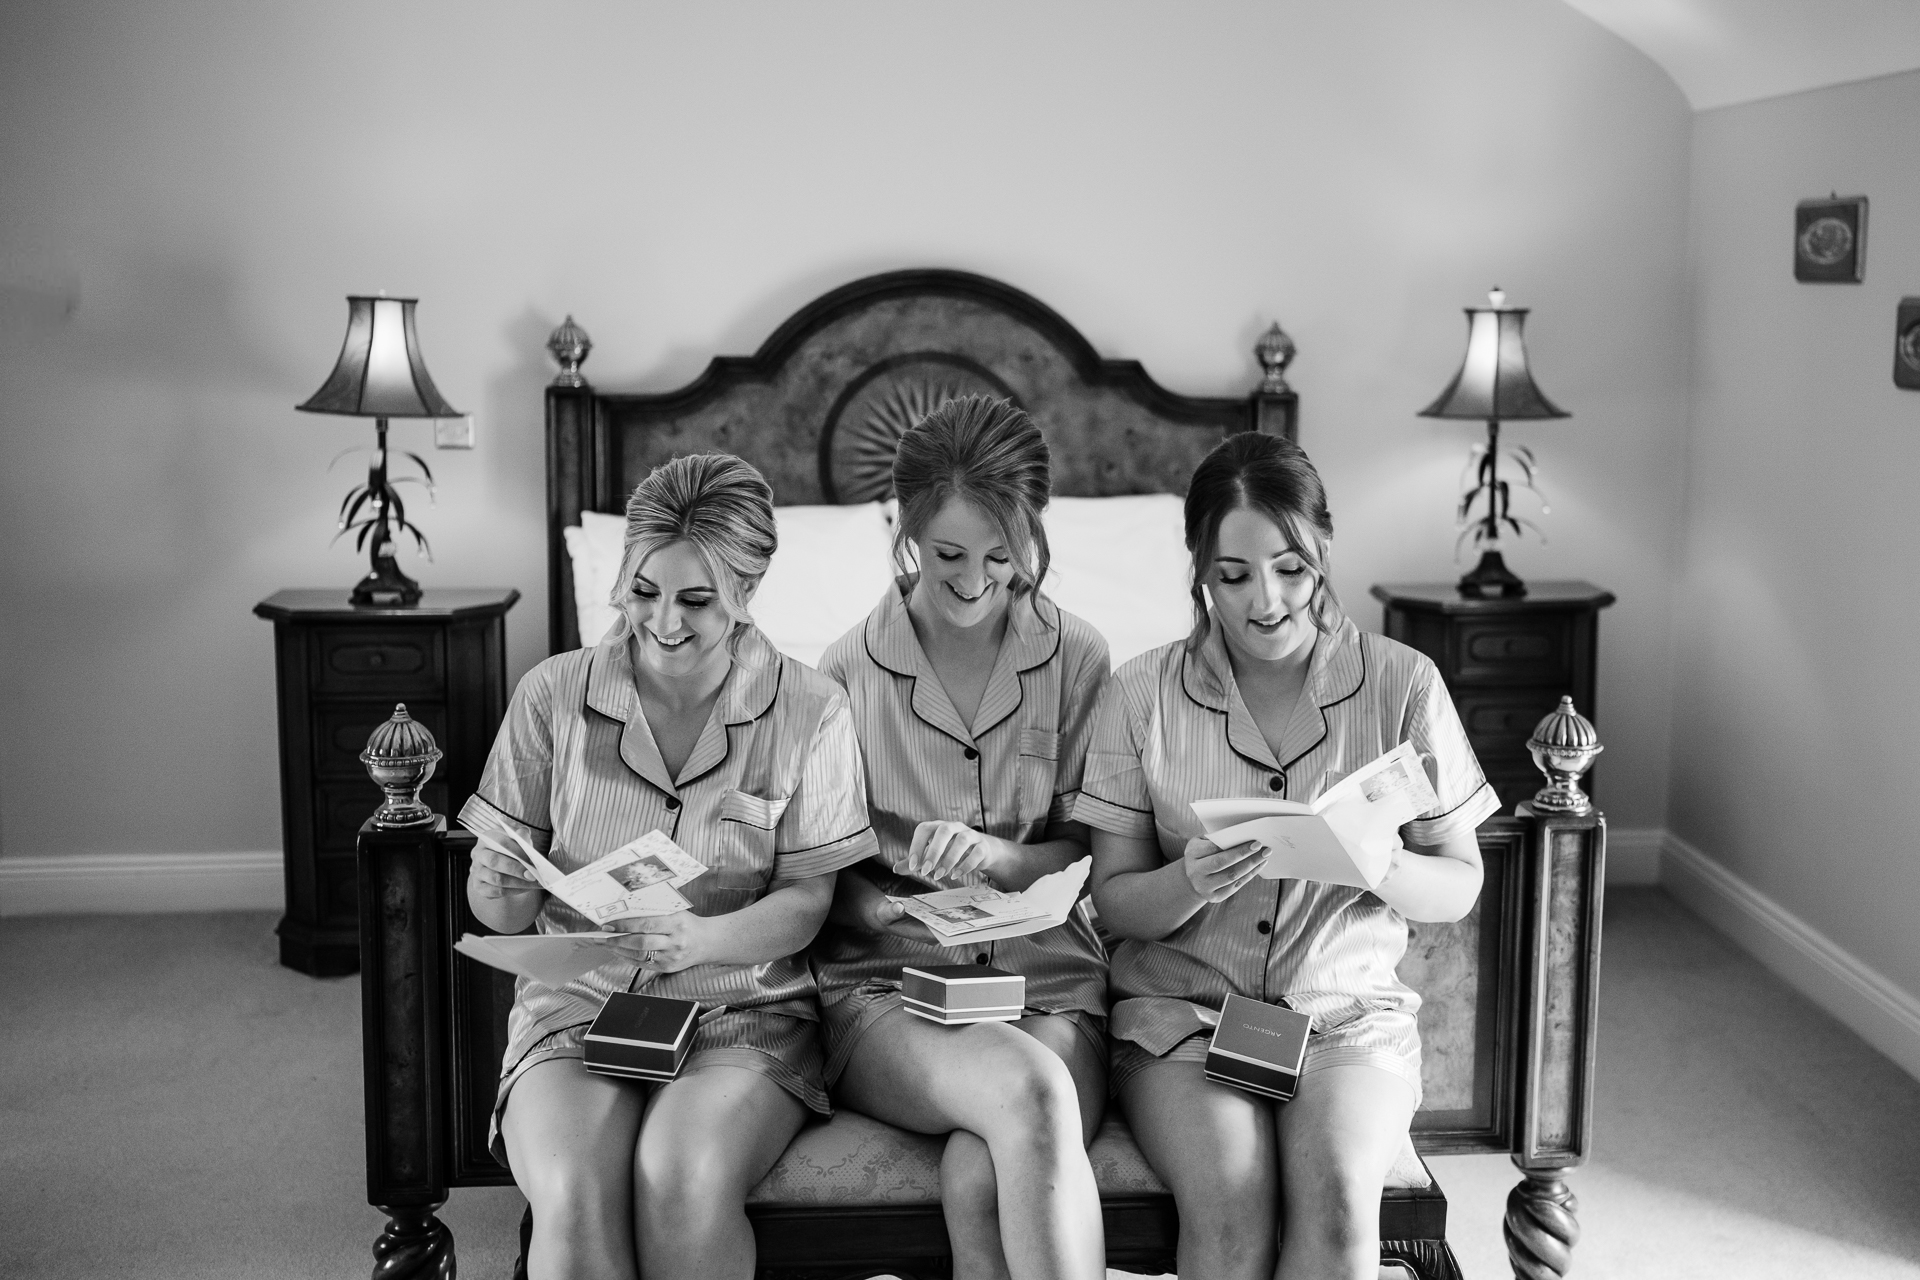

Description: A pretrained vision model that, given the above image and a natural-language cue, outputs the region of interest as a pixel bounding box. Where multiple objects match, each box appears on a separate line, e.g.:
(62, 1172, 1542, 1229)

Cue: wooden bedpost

(1504, 803, 1605, 1279)
(359, 816, 457, 1280)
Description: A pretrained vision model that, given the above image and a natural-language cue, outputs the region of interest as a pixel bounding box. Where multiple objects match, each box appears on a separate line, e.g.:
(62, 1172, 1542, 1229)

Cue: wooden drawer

(313, 701, 448, 778)
(1455, 689, 1568, 751)
(1453, 618, 1571, 687)
(315, 778, 451, 852)
(311, 627, 446, 696)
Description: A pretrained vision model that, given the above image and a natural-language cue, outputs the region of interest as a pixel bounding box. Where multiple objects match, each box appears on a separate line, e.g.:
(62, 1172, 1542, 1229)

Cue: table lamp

(297, 295, 460, 606)
(1418, 288, 1569, 598)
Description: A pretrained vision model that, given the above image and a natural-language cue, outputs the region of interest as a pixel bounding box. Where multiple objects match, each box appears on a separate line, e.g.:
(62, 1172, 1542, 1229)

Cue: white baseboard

(1604, 827, 1665, 885)
(0, 852, 284, 917)
(1659, 831, 1920, 1084)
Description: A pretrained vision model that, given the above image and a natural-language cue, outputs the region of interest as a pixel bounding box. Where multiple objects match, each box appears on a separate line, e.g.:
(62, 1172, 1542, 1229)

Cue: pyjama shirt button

(1256, 919, 1273, 934)
(975, 953, 990, 965)
(664, 796, 681, 810)
(1267, 773, 1286, 792)
(963, 747, 979, 761)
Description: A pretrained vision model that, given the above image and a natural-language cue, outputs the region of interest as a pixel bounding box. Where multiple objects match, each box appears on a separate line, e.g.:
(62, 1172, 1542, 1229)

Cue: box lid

(903, 964, 1020, 985)
(585, 992, 700, 1051)
(1209, 993, 1310, 1066)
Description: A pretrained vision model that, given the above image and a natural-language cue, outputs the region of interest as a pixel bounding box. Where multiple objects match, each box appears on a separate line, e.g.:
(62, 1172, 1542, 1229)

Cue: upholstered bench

(355, 813, 1603, 1280)
(734, 1108, 1451, 1279)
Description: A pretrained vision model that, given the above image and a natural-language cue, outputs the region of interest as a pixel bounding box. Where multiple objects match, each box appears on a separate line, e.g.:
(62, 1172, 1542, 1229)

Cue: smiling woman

(1079, 431, 1498, 1280)
(458, 452, 878, 1280)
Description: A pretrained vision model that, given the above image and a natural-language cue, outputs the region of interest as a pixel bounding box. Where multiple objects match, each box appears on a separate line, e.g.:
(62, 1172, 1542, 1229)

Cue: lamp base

(1458, 549, 1527, 599)
(351, 554, 422, 608)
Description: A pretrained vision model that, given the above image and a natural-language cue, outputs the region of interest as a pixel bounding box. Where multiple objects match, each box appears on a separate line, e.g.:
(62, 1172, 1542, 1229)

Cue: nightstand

(1370, 581, 1614, 811)
(255, 588, 519, 975)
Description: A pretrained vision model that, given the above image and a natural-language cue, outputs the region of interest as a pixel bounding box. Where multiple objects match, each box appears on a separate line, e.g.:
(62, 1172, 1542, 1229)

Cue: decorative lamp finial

(1526, 696, 1603, 814)
(360, 703, 443, 829)
(1254, 322, 1296, 394)
(547, 315, 593, 388)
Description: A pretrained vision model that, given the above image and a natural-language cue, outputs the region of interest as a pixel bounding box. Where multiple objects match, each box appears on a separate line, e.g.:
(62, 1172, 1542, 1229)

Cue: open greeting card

(454, 826, 710, 988)
(1189, 742, 1438, 891)
(889, 856, 1091, 943)
(473, 825, 706, 924)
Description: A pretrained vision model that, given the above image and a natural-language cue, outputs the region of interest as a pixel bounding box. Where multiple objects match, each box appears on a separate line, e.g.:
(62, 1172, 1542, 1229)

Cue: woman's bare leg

(835, 1009, 1105, 1280)
(633, 1064, 808, 1280)
(1118, 1054, 1279, 1280)
(934, 1014, 1106, 1280)
(499, 1057, 648, 1280)
(1273, 1064, 1417, 1280)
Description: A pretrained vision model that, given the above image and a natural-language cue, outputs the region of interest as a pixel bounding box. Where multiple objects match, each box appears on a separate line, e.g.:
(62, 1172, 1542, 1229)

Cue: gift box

(1204, 993, 1312, 1102)
(583, 992, 702, 1082)
(900, 964, 1026, 1025)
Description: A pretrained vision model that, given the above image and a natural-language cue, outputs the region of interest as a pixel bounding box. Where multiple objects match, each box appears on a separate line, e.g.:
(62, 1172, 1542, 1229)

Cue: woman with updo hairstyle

(1075, 431, 1497, 1280)
(461, 452, 878, 1280)
(813, 395, 1113, 1280)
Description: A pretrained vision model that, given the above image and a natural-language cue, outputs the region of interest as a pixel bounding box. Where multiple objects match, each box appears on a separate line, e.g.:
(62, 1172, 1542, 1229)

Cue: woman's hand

(905, 820, 1007, 884)
(610, 911, 715, 974)
(862, 894, 941, 945)
(469, 836, 542, 904)
(1181, 835, 1270, 904)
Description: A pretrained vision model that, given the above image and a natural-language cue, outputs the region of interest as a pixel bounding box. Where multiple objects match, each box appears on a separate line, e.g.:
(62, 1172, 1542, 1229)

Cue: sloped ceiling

(1562, 0, 1920, 109)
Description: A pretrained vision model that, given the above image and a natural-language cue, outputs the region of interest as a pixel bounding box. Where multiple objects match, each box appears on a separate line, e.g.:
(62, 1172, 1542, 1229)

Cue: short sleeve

(1070, 675, 1157, 839)
(458, 662, 556, 853)
(771, 695, 878, 881)
(1401, 664, 1500, 846)
(1044, 627, 1112, 835)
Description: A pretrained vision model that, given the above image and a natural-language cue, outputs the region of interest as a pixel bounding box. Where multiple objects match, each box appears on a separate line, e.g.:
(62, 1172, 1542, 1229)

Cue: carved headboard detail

(544, 268, 1297, 654)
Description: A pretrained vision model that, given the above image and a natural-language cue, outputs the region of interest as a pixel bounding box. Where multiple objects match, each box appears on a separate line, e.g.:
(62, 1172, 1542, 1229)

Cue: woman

(813, 395, 1111, 1280)
(461, 453, 877, 1280)
(1075, 431, 1497, 1280)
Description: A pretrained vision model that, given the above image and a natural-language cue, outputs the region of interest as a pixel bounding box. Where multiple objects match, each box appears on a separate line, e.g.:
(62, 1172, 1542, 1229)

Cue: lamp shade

(1418, 289, 1568, 422)
(297, 295, 460, 418)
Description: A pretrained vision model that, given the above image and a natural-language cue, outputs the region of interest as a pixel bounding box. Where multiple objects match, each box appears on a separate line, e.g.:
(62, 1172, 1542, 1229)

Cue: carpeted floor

(1, 888, 1916, 1279)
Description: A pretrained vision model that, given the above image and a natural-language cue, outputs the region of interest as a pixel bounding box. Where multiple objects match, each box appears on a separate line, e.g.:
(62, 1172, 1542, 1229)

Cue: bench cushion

(746, 1110, 1431, 1206)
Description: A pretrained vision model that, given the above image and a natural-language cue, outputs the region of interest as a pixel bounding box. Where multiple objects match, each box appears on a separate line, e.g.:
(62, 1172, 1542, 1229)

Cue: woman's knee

(995, 1042, 1082, 1137)
(520, 1157, 629, 1240)
(634, 1133, 737, 1220)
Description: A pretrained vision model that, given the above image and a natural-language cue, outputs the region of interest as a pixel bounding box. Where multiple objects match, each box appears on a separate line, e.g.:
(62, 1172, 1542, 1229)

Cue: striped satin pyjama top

(1073, 614, 1499, 1105)
(458, 625, 877, 1151)
(811, 583, 1112, 1081)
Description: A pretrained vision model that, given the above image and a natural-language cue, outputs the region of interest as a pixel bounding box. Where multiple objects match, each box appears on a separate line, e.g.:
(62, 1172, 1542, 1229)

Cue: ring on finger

(643, 949, 657, 965)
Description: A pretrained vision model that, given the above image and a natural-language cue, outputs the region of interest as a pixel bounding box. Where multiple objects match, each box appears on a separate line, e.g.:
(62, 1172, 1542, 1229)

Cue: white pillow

(1041, 494, 1192, 667)
(562, 503, 897, 667)
(562, 510, 628, 648)
(752, 503, 897, 667)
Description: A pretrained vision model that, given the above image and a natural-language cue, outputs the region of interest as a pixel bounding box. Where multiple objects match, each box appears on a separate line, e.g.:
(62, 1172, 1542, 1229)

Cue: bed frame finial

(547, 315, 593, 388)
(1255, 321, 1296, 394)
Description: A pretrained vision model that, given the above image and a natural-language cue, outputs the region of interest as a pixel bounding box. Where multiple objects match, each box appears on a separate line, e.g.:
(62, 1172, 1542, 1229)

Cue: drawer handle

(331, 644, 427, 676)
(1467, 633, 1554, 662)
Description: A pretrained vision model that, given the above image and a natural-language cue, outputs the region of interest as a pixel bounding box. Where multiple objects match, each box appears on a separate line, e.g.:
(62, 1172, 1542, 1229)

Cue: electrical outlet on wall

(434, 416, 475, 449)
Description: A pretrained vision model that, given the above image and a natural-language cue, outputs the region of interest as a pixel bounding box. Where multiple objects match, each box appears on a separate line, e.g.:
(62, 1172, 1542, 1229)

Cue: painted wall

(0, 0, 1691, 864)
(1673, 69, 1920, 999)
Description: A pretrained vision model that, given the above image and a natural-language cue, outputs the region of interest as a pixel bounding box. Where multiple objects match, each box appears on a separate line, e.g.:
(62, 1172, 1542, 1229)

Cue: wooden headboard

(543, 268, 1298, 654)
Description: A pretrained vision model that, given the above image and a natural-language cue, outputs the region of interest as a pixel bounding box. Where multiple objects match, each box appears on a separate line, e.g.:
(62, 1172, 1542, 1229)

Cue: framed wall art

(1795, 194, 1867, 283)
(1894, 297, 1920, 390)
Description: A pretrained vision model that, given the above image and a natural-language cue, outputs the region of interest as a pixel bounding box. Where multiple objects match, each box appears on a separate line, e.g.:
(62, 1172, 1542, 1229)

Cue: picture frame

(1794, 195, 1867, 283)
(1894, 297, 1920, 390)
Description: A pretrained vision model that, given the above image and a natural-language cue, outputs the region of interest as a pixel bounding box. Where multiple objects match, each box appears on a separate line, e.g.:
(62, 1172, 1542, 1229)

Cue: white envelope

(453, 931, 628, 988)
